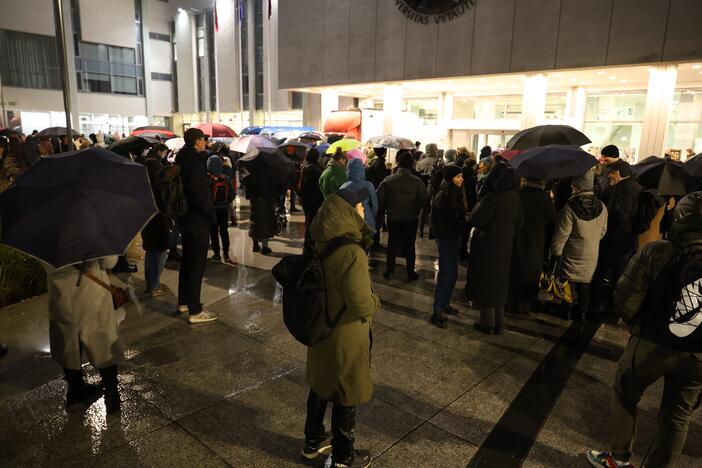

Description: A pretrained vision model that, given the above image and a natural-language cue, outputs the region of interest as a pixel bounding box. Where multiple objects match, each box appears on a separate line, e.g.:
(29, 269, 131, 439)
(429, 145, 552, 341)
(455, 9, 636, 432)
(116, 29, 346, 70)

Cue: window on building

(545, 94, 567, 121)
(668, 89, 702, 155)
(207, 8, 217, 111)
(171, 20, 178, 112)
(453, 95, 522, 120)
(584, 92, 646, 158)
(291, 92, 304, 110)
(403, 98, 438, 124)
(151, 72, 173, 81)
(196, 14, 205, 111)
(241, 10, 249, 111)
(0, 29, 61, 90)
(254, 0, 264, 110)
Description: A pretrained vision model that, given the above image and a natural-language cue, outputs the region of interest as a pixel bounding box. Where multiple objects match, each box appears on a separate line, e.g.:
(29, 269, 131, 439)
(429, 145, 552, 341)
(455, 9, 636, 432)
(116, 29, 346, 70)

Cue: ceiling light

(554, 73, 563, 78)
(609, 75, 617, 80)
(597, 71, 606, 75)
(480, 78, 486, 82)
(569, 77, 577, 82)
(693, 64, 701, 69)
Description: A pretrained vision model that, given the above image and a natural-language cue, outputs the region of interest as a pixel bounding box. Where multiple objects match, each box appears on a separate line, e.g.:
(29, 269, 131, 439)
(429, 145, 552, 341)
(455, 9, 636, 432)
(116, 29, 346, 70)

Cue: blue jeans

(145, 250, 168, 291)
(434, 237, 460, 311)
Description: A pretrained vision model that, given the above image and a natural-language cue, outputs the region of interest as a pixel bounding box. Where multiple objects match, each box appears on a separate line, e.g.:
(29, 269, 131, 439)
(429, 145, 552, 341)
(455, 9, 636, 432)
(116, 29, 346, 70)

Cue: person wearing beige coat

(47, 255, 123, 412)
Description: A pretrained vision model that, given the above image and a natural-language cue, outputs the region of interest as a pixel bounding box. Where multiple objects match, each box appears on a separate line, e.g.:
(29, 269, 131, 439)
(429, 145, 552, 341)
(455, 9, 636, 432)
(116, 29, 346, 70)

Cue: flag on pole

(214, 1, 219, 32)
(268, 0, 272, 19)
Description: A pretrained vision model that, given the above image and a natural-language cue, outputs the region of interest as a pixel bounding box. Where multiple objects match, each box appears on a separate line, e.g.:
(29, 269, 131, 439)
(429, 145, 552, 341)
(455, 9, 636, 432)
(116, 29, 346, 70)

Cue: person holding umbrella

(175, 128, 218, 323)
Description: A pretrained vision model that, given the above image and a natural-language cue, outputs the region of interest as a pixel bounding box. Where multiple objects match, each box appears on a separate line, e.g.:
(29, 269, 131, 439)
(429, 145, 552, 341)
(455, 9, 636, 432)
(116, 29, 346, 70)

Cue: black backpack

(646, 245, 702, 352)
(271, 237, 361, 346)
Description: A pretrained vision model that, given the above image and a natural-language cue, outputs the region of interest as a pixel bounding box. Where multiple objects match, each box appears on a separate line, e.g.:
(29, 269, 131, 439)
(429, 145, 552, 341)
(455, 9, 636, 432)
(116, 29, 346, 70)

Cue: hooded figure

(341, 158, 378, 231)
(417, 143, 440, 175)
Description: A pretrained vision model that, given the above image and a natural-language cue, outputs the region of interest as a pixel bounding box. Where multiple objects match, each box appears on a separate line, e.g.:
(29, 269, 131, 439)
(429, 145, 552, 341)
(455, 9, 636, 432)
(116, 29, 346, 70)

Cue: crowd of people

(1, 125, 702, 468)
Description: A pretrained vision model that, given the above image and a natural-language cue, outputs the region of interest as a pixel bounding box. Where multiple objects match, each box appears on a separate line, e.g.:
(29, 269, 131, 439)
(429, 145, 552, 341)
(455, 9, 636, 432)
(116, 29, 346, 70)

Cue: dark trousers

(303, 203, 321, 252)
(210, 208, 230, 256)
(304, 389, 356, 463)
(386, 220, 418, 274)
(178, 225, 209, 314)
(572, 282, 591, 317)
(478, 305, 505, 332)
(434, 237, 460, 311)
(591, 250, 631, 316)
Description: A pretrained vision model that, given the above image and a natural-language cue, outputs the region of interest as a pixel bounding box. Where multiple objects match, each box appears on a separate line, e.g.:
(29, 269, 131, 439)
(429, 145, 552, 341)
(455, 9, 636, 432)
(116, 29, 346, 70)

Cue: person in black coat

(299, 147, 324, 252)
(366, 147, 390, 250)
(508, 178, 556, 313)
(459, 159, 478, 260)
(429, 165, 467, 329)
(141, 158, 171, 297)
(175, 128, 218, 323)
(466, 161, 523, 335)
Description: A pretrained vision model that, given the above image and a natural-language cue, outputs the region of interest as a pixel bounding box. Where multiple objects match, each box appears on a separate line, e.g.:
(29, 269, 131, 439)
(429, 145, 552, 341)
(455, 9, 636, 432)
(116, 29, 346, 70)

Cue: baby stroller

(274, 204, 288, 236)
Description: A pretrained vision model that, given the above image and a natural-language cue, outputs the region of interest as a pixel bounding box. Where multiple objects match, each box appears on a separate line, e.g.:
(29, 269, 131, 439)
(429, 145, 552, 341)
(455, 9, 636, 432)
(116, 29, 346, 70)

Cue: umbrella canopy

(298, 131, 324, 141)
(683, 153, 702, 179)
(506, 125, 591, 150)
(131, 126, 177, 139)
(37, 126, 80, 138)
(0, 128, 19, 137)
(193, 122, 237, 138)
(0, 147, 157, 268)
(165, 137, 185, 152)
(239, 147, 295, 197)
(633, 156, 692, 196)
(279, 141, 308, 161)
(347, 148, 367, 165)
(326, 138, 362, 155)
(107, 135, 156, 157)
(365, 135, 414, 150)
(229, 135, 277, 154)
(509, 144, 598, 180)
(499, 149, 523, 161)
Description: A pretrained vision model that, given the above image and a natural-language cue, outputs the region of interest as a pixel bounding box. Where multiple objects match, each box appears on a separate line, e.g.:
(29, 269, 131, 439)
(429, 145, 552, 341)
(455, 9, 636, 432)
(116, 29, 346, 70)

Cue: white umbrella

(229, 135, 277, 154)
(165, 137, 185, 152)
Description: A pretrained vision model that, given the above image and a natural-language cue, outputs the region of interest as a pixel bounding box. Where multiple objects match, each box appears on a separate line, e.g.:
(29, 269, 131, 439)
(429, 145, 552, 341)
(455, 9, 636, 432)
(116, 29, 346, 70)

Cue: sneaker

(188, 310, 218, 324)
(431, 311, 448, 329)
(253, 241, 261, 253)
(212, 254, 221, 262)
(151, 286, 169, 298)
(586, 449, 632, 468)
(177, 305, 189, 314)
(260, 246, 272, 255)
(406, 271, 420, 282)
(332, 449, 371, 468)
(301, 438, 332, 460)
(223, 255, 233, 264)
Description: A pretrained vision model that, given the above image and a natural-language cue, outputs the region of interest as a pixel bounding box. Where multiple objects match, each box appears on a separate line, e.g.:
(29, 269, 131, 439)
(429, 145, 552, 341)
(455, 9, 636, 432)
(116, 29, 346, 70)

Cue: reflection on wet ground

(1, 200, 701, 467)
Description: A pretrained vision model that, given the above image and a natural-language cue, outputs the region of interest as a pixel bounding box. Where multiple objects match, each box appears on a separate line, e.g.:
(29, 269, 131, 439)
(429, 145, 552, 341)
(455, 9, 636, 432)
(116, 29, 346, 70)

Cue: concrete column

(639, 65, 678, 161)
(521, 73, 547, 129)
(175, 9, 197, 114)
(142, 0, 153, 123)
(303, 92, 321, 130)
(383, 84, 402, 136)
(60, 0, 79, 129)
(565, 86, 587, 131)
(320, 89, 339, 126)
(246, 0, 256, 124)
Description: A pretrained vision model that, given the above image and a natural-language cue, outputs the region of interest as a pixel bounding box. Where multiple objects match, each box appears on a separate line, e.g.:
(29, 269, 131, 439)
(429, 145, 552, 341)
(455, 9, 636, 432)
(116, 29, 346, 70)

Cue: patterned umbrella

(229, 135, 277, 154)
(365, 135, 414, 150)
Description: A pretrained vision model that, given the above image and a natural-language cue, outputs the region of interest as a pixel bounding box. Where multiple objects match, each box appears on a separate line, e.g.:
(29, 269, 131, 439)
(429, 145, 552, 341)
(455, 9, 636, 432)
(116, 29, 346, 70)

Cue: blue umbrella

(0, 147, 157, 268)
(509, 144, 598, 180)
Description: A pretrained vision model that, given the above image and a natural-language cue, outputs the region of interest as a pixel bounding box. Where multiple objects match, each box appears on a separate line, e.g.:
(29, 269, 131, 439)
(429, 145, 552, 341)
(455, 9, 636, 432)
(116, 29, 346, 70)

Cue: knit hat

(479, 146, 492, 160)
(609, 159, 632, 177)
(335, 187, 370, 207)
(572, 168, 595, 192)
(601, 144, 619, 158)
(443, 164, 462, 182)
(397, 150, 415, 168)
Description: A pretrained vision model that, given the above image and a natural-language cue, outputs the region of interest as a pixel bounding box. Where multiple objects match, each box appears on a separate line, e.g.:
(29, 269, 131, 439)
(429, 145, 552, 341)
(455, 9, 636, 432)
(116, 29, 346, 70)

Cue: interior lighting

(609, 76, 617, 80)
(569, 77, 577, 82)
(597, 71, 606, 75)
(693, 64, 701, 69)
(620, 79, 628, 83)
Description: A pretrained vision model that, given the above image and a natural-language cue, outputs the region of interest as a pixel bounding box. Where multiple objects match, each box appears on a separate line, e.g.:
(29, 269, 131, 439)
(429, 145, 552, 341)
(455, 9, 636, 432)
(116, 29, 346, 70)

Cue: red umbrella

(130, 126, 176, 139)
(499, 149, 523, 161)
(193, 123, 237, 138)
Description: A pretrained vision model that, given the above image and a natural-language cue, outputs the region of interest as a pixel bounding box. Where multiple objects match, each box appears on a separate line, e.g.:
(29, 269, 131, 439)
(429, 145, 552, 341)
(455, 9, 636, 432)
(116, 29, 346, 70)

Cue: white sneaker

(177, 305, 188, 314)
(151, 286, 169, 298)
(188, 310, 218, 324)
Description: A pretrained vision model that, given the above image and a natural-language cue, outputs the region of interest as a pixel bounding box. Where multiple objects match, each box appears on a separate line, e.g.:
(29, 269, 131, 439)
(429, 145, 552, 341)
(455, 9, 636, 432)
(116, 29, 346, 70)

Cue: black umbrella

(107, 135, 157, 157)
(633, 156, 692, 196)
(0, 128, 19, 137)
(509, 144, 598, 180)
(298, 131, 324, 141)
(279, 140, 308, 161)
(37, 126, 80, 138)
(683, 153, 702, 179)
(239, 147, 294, 197)
(0, 147, 157, 268)
(506, 125, 591, 150)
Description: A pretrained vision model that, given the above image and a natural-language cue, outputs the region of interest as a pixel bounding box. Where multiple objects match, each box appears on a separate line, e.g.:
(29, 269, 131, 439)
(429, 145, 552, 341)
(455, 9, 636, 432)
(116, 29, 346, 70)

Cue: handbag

(538, 260, 573, 305)
(75, 266, 130, 309)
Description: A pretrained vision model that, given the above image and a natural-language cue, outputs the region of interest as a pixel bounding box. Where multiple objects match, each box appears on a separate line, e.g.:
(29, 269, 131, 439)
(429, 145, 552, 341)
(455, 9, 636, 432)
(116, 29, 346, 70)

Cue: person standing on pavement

(365, 147, 391, 251)
(586, 191, 702, 468)
(466, 161, 523, 335)
(594, 144, 621, 205)
(319, 149, 348, 198)
(341, 158, 378, 233)
(46, 256, 123, 413)
(550, 169, 608, 322)
(141, 158, 171, 297)
(207, 154, 235, 262)
(429, 165, 467, 329)
(299, 147, 325, 252)
(376, 150, 428, 282)
(175, 128, 218, 324)
(459, 159, 478, 261)
(302, 187, 380, 468)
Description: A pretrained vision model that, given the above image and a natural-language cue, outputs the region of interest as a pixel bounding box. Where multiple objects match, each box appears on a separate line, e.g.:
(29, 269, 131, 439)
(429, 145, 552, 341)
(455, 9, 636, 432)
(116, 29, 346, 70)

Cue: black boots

(64, 368, 102, 408)
(431, 310, 447, 329)
(98, 365, 121, 414)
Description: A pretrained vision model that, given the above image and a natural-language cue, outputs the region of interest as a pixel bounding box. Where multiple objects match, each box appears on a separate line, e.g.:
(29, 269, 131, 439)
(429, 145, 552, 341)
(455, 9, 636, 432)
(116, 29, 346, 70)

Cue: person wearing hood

(550, 169, 608, 322)
(341, 158, 378, 232)
(207, 154, 236, 262)
(417, 143, 440, 175)
(444, 149, 457, 164)
(299, 147, 325, 252)
(175, 128, 218, 324)
(365, 147, 389, 189)
(319, 149, 348, 198)
(476, 156, 495, 193)
(141, 158, 171, 297)
(302, 187, 380, 468)
(586, 191, 702, 468)
(459, 159, 479, 261)
(479, 145, 492, 160)
(508, 178, 556, 314)
(429, 164, 467, 328)
(466, 161, 523, 335)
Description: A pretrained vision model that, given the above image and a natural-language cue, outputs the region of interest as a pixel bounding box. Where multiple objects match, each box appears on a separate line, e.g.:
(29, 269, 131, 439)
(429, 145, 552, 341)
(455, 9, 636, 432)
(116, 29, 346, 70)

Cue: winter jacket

(601, 176, 642, 259)
(462, 168, 478, 213)
(299, 161, 324, 209)
(366, 156, 390, 189)
(341, 158, 379, 231)
(249, 197, 277, 240)
(319, 160, 347, 198)
(176, 145, 217, 227)
(47, 256, 123, 370)
(551, 192, 608, 283)
(466, 163, 523, 307)
(141, 158, 170, 252)
(376, 168, 428, 222)
(307, 194, 380, 406)
(417, 155, 440, 175)
(429, 181, 467, 239)
(206, 155, 236, 208)
(510, 185, 556, 299)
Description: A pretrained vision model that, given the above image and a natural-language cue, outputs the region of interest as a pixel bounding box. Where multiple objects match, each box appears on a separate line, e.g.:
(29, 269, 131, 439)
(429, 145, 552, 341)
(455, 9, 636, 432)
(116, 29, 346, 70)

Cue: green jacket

(307, 194, 379, 406)
(318, 161, 347, 199)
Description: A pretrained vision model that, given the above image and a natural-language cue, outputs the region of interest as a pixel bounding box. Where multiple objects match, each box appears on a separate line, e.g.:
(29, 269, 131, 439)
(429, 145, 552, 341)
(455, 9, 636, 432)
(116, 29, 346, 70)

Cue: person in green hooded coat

(318, 149, 348, 198)
(301, 187, 380, 468)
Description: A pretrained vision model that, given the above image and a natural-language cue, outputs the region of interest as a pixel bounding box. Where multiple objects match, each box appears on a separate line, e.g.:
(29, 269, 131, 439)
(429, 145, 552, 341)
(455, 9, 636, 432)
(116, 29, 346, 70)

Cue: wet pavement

(1, 200, 701, 467)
